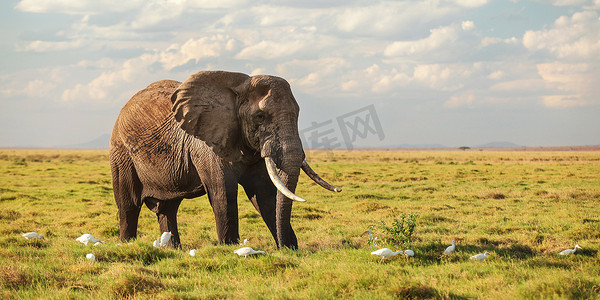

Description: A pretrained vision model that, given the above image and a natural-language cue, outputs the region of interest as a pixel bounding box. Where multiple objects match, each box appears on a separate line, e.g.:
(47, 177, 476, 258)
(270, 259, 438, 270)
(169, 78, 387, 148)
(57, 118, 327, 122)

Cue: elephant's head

(170, 71, 340, 248)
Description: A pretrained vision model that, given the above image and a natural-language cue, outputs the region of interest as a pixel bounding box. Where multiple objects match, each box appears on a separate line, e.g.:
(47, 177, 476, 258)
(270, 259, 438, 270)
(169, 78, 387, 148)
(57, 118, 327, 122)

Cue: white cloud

(490, 79, 546, 92)
(546, 0, 600, 7)
(160, 36, 233, 70)
(521, 11, 600, 108)
(452, 0, 490, 7)
(537, 62, 599, 107)
(481, 36, 519, 47)
(277, 57, 348, 93)
(76, 58, 119, 69)
(186, 0, 248, 9)
(384, 26, 458, 56)
(487, 70, 505, 80)
(444, 91, 475, 108)
(325, 64, 414, 95)
(413, 64, 472, 91)
(523, 11, 600, 60)
(0, 67, 68, 100)
(14, 0, 247, 15)
(333, 1, 470, 37)
(250, 68, 265, 76)
(130, 0, 185, 29)
(23, 80, 57, 98)
(15, 0, 143, 15)
(61, 53, 161, 105)
(18, 40, 86, 52)
(461, 20, 475, 30)
(250, 5, 323, 27)
(236, 40, 307, 60)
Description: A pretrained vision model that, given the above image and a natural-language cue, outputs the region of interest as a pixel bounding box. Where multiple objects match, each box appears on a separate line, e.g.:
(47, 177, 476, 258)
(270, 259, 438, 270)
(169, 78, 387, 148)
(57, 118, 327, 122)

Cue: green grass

(1, 149, 599, 299)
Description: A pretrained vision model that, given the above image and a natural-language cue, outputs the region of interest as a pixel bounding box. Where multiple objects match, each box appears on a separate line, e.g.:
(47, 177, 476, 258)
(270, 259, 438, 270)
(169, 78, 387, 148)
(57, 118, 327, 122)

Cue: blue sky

(1, 0, 599, 148)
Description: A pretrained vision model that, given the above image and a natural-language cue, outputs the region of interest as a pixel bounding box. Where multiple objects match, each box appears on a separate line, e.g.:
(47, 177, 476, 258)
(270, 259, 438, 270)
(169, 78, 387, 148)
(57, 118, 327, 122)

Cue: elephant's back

(111, 80, 182, 145)
(120, 80, 181, 124)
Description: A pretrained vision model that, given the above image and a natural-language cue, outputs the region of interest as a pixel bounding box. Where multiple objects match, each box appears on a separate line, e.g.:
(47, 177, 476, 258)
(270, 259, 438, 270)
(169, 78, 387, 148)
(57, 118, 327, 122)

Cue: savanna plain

(1, 149, 599, 299)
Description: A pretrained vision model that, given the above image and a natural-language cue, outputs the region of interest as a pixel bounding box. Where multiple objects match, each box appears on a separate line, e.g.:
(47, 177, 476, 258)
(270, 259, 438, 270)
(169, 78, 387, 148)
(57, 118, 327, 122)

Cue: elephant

(109, 70, 341, 249)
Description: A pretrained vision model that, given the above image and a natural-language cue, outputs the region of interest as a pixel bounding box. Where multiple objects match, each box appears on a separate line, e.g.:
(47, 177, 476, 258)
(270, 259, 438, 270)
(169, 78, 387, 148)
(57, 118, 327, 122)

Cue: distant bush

(12, 158, 27, 166)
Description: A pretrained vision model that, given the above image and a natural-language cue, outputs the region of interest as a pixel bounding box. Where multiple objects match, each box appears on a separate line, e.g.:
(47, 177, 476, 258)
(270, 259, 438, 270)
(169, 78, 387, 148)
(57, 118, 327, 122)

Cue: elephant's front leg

(239, 162, 281, 245)
(205, 172, 240, 244)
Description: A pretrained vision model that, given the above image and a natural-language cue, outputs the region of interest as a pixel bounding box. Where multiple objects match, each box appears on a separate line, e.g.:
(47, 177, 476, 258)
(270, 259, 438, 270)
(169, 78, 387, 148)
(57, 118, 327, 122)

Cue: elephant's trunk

(263, 127, 303, 248)
(274, 163, 300, 249)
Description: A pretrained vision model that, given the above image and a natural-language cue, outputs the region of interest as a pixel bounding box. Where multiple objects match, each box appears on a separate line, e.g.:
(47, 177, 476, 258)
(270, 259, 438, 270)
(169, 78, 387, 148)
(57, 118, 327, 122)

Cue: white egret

(76, 234, 101, 245)
(86, 253, 96, 261)
(240, 239, 249, 246)
(153, 239, 160, 248)
(159, 232, 172, 247)
(558, 244, 581, 256)
(234, 247, 265, 258)
(371, 248, 402, 262)
(22, 232, 43, 239)
(444, 240, 456, 255)
(189, 249, 198, 257)
(470, 252, 489, 261)
(404, 249, 415, 258)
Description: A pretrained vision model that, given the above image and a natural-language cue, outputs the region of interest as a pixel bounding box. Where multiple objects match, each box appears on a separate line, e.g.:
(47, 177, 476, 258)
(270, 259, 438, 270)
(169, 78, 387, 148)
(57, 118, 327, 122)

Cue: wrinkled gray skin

(110, 71, 330, 249)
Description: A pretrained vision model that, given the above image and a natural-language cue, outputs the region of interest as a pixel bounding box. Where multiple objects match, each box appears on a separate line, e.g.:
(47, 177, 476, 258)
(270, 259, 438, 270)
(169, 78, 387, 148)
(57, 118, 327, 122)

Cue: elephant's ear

(171, 71, 250, 158)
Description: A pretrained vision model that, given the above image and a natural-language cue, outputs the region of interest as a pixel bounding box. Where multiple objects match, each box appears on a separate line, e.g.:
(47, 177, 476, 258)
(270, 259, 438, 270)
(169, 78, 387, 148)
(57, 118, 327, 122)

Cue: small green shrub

(371, 213, 418, 247)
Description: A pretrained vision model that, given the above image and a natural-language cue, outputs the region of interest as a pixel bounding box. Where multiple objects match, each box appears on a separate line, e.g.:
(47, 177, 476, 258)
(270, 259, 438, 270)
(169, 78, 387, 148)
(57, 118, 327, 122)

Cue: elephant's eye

(253, 112, 266, 125)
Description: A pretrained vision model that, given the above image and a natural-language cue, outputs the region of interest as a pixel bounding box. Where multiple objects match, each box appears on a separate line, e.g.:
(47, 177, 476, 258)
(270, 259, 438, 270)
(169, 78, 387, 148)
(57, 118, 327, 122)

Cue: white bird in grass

(403, 249, 415, 258)
(76, 234, 101, 245)
(159, 231, 172, 247)
(22, 232, 43, 239)
(189, 249, 198, 257)
(470, 252, 489, 261)
(558, 244, 582, 256)
(234, 247, 266, 258)
(371, 248, 403, 262)
(153, 231, 172, 248)
(86, 253, 96, 261)
(240, 239, 249, 246)
(444, 240, 456, 255)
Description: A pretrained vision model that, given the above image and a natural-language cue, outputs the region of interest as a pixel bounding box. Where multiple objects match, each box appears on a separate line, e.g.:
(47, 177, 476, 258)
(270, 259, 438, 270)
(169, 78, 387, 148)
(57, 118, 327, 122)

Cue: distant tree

(459, 146, 470, 151)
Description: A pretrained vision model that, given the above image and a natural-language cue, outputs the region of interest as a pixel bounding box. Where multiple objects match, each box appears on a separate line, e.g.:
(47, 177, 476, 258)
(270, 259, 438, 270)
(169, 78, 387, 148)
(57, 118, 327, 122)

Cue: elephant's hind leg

(110, 155, 143, 242)
(144, 198, 183, 248)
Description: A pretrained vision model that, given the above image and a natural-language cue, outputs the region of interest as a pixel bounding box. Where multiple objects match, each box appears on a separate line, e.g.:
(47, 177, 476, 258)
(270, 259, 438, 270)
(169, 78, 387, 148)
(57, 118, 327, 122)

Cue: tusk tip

(334, 188, 342, 192)
(291, 196, 307, 202)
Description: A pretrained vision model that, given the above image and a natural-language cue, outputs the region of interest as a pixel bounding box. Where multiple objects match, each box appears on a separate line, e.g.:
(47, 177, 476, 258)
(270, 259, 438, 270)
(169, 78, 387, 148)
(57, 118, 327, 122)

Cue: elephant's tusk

(301, 160, 342, 192)
(264, 157, 307, 202)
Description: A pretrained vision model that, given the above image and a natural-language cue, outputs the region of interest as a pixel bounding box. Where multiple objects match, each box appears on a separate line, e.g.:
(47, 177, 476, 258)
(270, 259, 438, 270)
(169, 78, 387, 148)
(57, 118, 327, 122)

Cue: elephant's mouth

(264, 157, 341, 202)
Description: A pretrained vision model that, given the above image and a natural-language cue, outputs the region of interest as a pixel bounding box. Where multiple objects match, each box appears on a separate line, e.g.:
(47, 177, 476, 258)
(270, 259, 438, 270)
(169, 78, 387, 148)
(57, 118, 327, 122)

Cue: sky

(1, 0, 599, 148)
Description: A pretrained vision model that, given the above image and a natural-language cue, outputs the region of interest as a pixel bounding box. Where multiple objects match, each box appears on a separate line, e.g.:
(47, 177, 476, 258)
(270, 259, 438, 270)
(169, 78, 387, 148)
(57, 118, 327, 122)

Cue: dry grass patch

(0, 266, 31, 289)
